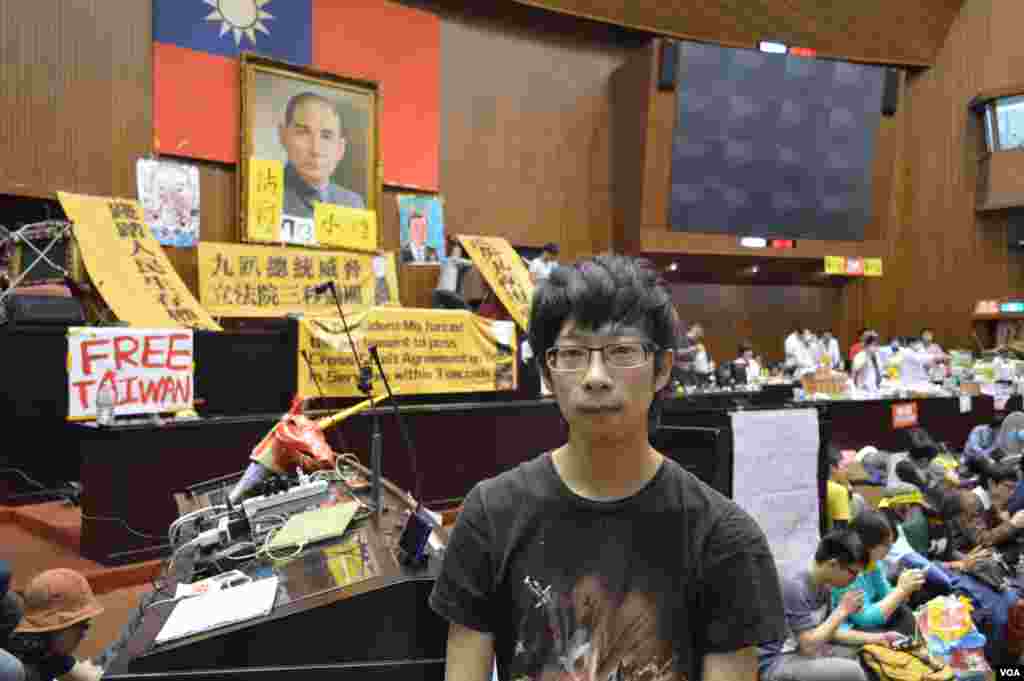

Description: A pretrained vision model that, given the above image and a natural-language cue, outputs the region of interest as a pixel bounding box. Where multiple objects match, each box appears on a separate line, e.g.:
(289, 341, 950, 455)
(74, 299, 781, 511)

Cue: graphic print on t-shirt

(509, 573, 684, 681)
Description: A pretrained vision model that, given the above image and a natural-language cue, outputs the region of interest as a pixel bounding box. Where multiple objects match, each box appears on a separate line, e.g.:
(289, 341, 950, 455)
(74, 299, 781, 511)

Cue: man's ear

(540, 365, 553, 394)
(654, 349, 674, 392)
(338, 137, 347, 160)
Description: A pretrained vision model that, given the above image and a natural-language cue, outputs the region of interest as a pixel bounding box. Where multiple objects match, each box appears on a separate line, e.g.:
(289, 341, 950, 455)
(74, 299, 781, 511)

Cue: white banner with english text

(67, 328, 194, 420)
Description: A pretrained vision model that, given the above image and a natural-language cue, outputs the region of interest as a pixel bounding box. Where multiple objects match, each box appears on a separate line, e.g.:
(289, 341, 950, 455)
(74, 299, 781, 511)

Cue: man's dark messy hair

(529, 254, 677, 377)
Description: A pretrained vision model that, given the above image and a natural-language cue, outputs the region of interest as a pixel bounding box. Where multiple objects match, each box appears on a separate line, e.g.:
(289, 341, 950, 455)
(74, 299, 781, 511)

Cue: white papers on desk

(155, 576, 279, 645)
(731, 409, 820, 579)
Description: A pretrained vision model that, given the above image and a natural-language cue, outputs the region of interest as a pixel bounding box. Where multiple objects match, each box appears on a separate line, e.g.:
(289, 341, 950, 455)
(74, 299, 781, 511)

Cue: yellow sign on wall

(864, 258, 884, 277)
(246, 158, 285, 243)
(198, 242, 399, 318)
(824, 256, 847, 275)
(57, 192, 221, 331)
(314, 203, 378, 252)
(457, 235, 534, 332)
(298, 308, 517, 397)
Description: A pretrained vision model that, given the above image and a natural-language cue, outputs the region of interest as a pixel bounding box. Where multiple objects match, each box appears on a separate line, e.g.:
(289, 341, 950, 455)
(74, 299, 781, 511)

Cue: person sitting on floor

(758, 529, 901, 681)
(4, 569, 104, 681)
(826, 447, 855, 531)
(0, 560, 25, 681)
(830, 510, 925, 638)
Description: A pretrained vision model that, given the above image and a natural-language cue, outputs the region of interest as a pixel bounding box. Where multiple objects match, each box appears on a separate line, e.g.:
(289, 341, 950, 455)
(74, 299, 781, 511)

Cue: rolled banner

(317, 394, 389, 431)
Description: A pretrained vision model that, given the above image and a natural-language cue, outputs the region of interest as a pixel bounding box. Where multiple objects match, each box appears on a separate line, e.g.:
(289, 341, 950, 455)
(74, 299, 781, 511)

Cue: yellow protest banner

(457, 235, 534, 332)
(864, 258, 884, 277)
(199, 242, 401, 317)
(824, 256, 847, 275)
(314, 203, 378, 252)
(298, 308, 517, 397)
(57, 192, 221, 331)
(246, 158, 285, 243)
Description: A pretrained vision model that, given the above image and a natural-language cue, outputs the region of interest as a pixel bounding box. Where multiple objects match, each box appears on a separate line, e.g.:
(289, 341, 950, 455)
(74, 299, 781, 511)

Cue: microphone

(313, 281, 335, 295)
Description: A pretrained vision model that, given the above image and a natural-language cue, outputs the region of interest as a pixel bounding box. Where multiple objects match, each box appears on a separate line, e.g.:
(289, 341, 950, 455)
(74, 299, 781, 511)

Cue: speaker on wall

(1007, 209, 1024, 249)
(881, 68, 900, 117)
(658, 40, 678, 91)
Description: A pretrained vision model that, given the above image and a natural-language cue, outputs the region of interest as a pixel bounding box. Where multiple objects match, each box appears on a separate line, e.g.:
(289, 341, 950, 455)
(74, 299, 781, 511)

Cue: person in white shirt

(735, 342, 761, 383)
(688, 323, 711, 375)
(432, 237, 475, 309)
(822, 330, 842, 370)
(852, 332, 884, 391)
(784, 326, 816, 377)
(528, 242, 559, 283)
(899, 337, 948, 385)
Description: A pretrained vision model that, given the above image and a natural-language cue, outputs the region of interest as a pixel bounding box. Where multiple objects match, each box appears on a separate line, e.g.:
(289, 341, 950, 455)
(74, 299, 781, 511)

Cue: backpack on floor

(858, 643, 954, 681)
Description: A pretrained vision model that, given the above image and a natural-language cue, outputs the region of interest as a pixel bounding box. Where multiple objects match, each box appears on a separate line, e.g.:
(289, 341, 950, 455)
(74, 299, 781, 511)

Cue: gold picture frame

(239, 54, 382, 248)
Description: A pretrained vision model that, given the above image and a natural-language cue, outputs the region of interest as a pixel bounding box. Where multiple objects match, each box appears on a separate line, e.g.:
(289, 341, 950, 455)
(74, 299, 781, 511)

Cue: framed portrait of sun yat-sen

(239, 54, 381, 251)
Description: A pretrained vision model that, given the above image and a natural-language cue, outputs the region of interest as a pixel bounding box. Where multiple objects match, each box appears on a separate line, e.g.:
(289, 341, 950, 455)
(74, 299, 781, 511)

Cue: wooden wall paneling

(857, 0, 1022, 351)
(438, 5, 637, 262)
(509, 0, 964, 66)
(609, 41, 654, 254)
(976, 151, 1024, 211)
(0, 0, 152, 200)
(640, 41, 674, 232)
(671, 282, 843, 364)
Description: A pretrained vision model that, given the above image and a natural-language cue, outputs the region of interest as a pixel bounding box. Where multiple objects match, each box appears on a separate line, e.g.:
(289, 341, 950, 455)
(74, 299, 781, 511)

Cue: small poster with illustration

(136, 159, 200, 247)
(397, 194, 445, 265)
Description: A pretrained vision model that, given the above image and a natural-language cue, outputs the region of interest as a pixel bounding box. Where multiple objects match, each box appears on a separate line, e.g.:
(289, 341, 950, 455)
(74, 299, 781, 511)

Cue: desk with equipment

(101, 480, 448, 681)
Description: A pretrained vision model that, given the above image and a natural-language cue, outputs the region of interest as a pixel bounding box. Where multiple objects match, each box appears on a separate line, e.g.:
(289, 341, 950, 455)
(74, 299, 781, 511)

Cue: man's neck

(807, 561, 828, 589)
(552, 431, 662, 500)
(286, 163, 328, 194)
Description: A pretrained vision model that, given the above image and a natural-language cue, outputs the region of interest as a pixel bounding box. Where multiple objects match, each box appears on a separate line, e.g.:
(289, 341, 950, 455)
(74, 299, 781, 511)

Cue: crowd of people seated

(773, 422, 1024, 678)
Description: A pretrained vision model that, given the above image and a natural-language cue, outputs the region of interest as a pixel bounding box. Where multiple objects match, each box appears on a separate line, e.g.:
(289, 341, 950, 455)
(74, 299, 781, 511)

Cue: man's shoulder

(467, 453, 551, 513)
(326, 183, 366, 209)
(659, 458, 770, 552)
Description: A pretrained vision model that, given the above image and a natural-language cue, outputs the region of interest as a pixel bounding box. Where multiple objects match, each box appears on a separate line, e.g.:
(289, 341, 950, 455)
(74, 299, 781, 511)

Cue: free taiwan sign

(66, 327, 194, 420)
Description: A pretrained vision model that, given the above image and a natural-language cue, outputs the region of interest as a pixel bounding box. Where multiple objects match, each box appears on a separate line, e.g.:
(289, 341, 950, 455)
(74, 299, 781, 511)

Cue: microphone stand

(315, 281, 381, 515)
(366, 344, 433, 564)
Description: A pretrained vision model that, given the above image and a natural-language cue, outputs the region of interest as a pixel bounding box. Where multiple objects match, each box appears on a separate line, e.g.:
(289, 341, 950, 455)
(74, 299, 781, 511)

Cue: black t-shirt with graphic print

(429, 452, 786, 681)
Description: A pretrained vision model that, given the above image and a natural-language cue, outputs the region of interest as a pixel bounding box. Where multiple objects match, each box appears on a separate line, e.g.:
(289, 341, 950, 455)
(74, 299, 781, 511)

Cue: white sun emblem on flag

(204, 0, 274, 47)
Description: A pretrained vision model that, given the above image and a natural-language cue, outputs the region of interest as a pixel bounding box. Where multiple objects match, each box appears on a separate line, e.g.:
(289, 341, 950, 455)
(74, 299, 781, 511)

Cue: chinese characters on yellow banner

(244, 157, 378, 252)
(198, 243, 399, 318)
(457, 235, 534, 332)
(57, 192, 221, 331)
(314, 203, 378, 252)
(298, 308, 517, 397)
(824, 256, 883, 277)
(246, 158, 285, 243)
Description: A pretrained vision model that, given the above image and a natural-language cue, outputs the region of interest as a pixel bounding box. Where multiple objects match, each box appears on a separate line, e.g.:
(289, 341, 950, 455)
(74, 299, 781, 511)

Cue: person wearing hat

(5, 569, 104, 681)
(1, 560, 25, 681)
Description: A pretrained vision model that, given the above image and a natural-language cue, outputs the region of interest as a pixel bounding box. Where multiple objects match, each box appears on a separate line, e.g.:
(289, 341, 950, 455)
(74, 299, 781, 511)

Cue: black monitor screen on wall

(668, 41, 885, 241)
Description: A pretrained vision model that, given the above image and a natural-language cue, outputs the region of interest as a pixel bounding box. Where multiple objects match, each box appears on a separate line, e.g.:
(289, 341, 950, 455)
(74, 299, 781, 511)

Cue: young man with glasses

(431, 255, 786, 681)
(759, 530, 876, 681)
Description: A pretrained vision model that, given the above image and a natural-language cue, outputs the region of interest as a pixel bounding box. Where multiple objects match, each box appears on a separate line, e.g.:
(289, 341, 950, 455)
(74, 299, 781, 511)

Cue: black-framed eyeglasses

(545, 342, 660, 372)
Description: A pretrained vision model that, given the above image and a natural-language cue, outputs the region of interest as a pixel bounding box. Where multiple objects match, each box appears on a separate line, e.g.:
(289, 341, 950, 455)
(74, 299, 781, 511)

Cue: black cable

(1, 467, 162, 539)
(300, 349, 326, 398)
(78, 513, 164, 540)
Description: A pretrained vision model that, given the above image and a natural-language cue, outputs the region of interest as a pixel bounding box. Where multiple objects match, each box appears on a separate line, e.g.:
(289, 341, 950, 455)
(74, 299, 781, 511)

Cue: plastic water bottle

(95, 384, 116, 426)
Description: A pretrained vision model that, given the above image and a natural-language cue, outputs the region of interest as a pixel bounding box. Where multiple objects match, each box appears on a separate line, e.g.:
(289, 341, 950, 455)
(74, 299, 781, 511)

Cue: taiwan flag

(153, 0, 440, 190)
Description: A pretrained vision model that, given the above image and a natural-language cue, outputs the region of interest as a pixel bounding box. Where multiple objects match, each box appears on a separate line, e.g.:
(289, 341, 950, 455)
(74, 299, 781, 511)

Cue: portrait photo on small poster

(136, 159, 200, 248)
(396, 194, 444, 265)
(241, 55, 380, 247)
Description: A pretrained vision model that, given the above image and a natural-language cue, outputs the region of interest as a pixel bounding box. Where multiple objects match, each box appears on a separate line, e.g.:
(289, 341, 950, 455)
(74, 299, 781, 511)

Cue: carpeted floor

(1, 510, 156, 660)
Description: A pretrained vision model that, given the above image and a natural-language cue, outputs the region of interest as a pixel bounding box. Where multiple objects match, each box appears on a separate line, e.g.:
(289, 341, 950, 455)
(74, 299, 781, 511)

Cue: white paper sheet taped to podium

(155, 576, 280, 645)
